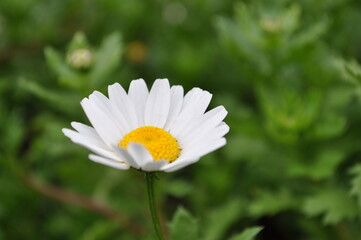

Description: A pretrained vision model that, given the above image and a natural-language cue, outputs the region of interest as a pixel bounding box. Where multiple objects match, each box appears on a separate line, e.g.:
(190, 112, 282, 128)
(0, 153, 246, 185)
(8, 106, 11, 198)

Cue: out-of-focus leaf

(259, 87, 321, 143)
(1, 111, 24, 154)
(303, 187, 358, 224)
(18, 78, 79, 114)
(90, 32, 122, 88)
(248, 188, 295, 217)
(308, 114, 346, 140)
(228, 227, 263, 240)
(169, 207, 199, 240)
(44, 47, 86, 89)
(287, 149, 345, 180)
(279, 3, 301, 33)
(289, 19, 328, 49)
(164, 179, 193, 198)
(349, 164, 361, 207)
(344, 59, 361, 83)
(215, 2, 272, 74)
(204, 199, 243, 240)
(79, 220, 117, 240)
(67, 32, 91, 52)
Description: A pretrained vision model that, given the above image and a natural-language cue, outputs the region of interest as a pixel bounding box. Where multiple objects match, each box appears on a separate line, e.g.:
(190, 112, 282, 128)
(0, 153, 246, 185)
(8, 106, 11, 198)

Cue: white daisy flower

(62, 79, 229, 172)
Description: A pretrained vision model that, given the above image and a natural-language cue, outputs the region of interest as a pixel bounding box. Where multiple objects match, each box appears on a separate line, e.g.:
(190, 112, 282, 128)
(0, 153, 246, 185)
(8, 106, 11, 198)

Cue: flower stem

(145, 172, 165, 240)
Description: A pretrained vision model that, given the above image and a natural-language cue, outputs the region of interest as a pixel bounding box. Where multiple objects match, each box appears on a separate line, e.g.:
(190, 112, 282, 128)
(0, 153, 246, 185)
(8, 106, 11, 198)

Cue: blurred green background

(1, 0, 361, 239)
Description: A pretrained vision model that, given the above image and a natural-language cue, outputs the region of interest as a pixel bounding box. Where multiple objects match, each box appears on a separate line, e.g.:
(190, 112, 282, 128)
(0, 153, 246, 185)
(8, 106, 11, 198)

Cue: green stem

(145, 172, 165, 240)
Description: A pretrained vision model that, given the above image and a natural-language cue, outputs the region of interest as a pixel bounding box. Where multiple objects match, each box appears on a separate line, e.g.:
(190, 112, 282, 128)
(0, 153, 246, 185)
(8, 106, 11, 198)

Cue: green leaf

(18, 78, 79, 114)
(229, 227, 263, 240)
(303, 187, 358, 225)
(1, 111, 24, 154)
(79, 220, 117, 240)
(90, 32, 123, 88)
(169, 207, 199, 240)
(349, 164, 361, 207)
(67, 31, 91, 52)
(344, 59, 361, 83)
(164, 179, 193, 198)
(44, 47, 85, 89)
(248, 188, 295, 217)
(290, 19, 328, 49)
(287, 149, 345, 180)
(204, 199, 243, 240)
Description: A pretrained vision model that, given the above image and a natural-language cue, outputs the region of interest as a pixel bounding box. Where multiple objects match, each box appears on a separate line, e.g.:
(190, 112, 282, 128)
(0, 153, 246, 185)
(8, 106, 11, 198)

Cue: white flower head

(62, 79, 229, 172)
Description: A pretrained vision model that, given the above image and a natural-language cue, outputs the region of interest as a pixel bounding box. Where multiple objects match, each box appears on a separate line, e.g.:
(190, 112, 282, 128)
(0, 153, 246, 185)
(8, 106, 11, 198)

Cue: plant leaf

(90, 32, 123, 88)
(204, 199, 243, 240)
(349, 164, 361, 207)
(303, 187, 358, 225)
(44, 47, 85, 89)
(169, 207, 199, 240)
(248, 188, 295, 217)
(229, 227, 263, 240)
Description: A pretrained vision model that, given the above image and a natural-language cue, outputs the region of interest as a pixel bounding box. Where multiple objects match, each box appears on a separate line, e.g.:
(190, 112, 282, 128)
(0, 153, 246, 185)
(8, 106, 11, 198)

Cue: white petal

(142, 160, 168, 172)
(181, 123, 229, 151)
(182, 137, 227, 159)
(108, 83, 138, 132)
(144, 79, 171, 128)
(112, 145, 140, 169)
(164, 85, 184, 131)
(127, 142, 154, 170)
(88, 154, 129, 170)
(161, 157, 200, 172)
(71, 122, 99, 139)
(113, 144, 167, 171)
(182, 88, 212, 115)
(62, 128, 118, 160)
(170, 88, 212, 137)
(179, 106, 228, 143)
(128, 79, 149, 126)
(89, 91, 125, 134)
(81, 97, 122, 147)
(70, 122, 106, 147)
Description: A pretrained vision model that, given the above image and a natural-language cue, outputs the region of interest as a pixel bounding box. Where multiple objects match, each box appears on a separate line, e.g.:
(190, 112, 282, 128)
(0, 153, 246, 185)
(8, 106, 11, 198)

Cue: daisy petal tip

(154, 78, 170, 86)
(219, 105, 227, 113)
(132, 78, 146, 84)
(88, 154, 129, 170)
(89, 91, 105, 100)
(70, 121, 81, 129)
(62, 128, 73, 136)
(223, 125, 230, 135)
(80, 97, 90, 106)
(217, 138, 227, 149)
(155, 78, 169, 83)
(107, 82, 119, 91)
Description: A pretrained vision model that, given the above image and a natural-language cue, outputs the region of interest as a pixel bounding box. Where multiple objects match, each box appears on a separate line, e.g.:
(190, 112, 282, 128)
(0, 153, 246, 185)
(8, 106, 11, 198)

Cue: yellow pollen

(119, 126, 180, 162)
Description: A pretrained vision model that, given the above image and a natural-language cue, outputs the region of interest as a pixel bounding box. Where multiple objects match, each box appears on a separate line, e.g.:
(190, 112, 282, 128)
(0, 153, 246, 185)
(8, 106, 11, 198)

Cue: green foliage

(45, 46, 86, 90)
(350, 164, 361, 208)
(204, 199, 244, 240)
(248, 188, 295, 217)
(169, 207, 199, 240)
(303, 187, 358, 224)
(89, 32, 123, 88)
(228, 227, 263, 240)
(1, 0, 361, 239)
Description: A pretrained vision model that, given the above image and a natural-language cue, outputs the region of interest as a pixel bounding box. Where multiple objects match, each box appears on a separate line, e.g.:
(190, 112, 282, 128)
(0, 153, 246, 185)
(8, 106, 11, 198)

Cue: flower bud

(67, 48, 93, 69)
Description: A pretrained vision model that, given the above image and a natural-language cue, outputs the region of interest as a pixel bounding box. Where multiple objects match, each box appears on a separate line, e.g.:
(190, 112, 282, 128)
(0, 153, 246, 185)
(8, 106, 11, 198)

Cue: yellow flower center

(119, 126, 180, 162)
